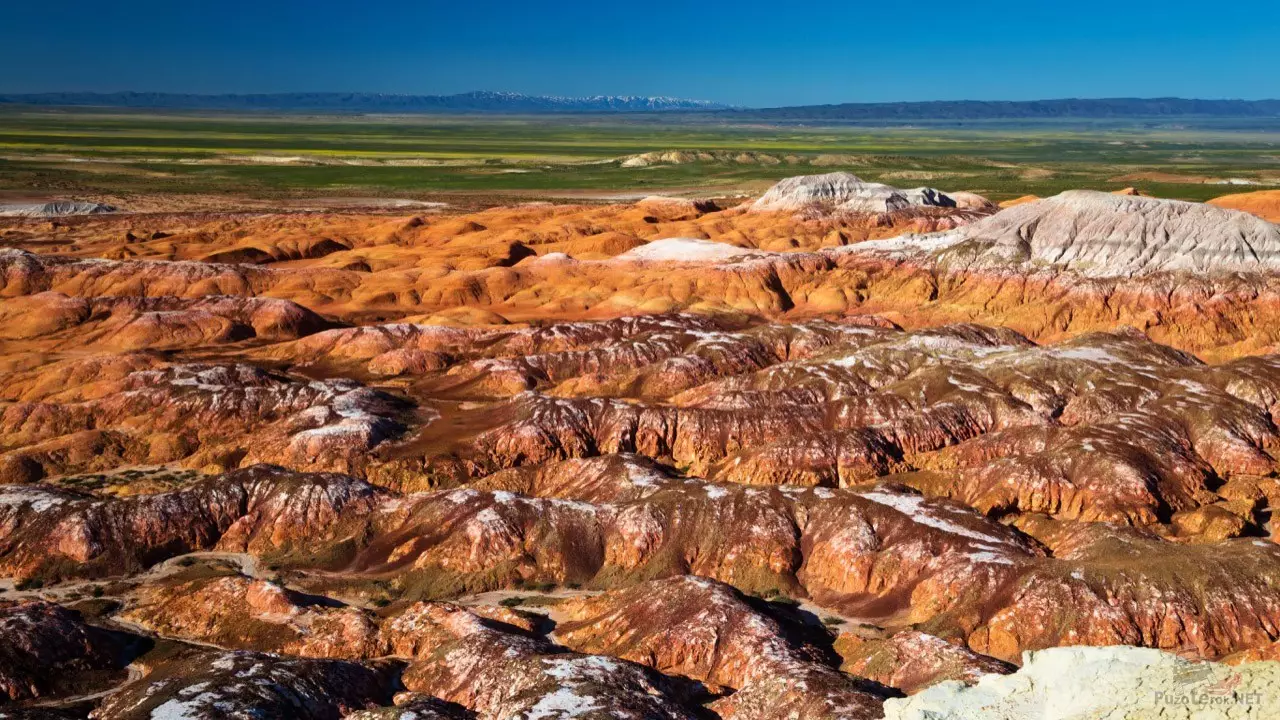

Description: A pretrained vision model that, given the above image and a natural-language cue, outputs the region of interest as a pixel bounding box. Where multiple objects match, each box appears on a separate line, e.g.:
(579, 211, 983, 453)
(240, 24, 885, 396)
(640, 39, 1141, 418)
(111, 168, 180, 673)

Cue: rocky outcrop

(344, 694, 474, 720)
(883, 646, 1280, 719)
(952, 190, 1280, 276)
(389, 603, 702, 720)
(615, 237, 769, 262)
(0, 601, 136, 702)
(0, 292, 329, 350)
(945, 191, 995, 211)
(750, 173, 958, 214)
(556, 576, 886, 718)
(835, 631, 1013, 694)
(1209, 188, 1280, 222)
(0, 465, 383, 580)
(0, 359, 408, 480)
(0, 201, 114, 218)
(8, 188, 1280, 718)
(121, 574, 538, 664)
(120, 575, 385, 659)
(964, 525, 1280, 662)
(364, 322, 1280, 529)
(13, 216, 1280, 361)
(90, 649, 391, 720)
(341, 475, 1037, 606)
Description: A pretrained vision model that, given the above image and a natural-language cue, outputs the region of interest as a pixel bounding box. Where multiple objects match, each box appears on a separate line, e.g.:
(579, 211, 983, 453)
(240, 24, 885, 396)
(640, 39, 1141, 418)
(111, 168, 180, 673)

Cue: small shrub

(498, 596, 526, 608)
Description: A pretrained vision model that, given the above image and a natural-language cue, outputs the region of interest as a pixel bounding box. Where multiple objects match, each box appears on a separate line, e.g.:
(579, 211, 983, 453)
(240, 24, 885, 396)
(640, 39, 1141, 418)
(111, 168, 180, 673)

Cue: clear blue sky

(5, 0, 1279, 107)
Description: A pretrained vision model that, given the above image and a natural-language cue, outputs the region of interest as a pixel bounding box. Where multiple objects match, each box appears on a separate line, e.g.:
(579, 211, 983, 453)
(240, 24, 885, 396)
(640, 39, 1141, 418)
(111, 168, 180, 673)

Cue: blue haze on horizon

(4, 0, 1279, 107)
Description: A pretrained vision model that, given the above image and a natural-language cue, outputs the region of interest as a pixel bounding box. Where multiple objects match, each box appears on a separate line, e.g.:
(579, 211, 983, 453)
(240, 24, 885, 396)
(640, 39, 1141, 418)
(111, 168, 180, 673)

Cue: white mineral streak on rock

(957, 190, 1280, 277)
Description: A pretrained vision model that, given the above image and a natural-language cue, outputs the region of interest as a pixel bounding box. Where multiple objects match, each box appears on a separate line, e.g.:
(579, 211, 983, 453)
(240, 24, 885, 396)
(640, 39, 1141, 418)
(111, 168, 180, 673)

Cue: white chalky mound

(750, 172, 957, 213)
(884, 645, 1280, 719)
(958, 189, 1280, 277)
(615, 237, 768, 262)
(0, 200, 115, 217)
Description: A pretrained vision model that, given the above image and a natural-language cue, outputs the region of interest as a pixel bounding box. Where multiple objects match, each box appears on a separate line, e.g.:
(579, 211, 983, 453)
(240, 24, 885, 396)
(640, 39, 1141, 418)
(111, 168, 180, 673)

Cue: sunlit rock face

(952, 190, 1280, 276)
(882, 646, 1280, 719)
(4, 190, 1280, 717)
(750, 172, 960, 215)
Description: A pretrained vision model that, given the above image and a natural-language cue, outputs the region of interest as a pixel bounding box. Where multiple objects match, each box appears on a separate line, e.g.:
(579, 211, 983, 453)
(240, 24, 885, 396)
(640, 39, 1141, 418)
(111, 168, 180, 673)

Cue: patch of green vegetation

(261, 536, 360, 571)
(67, 597, 121, 618)
(1, 110, 1276, 202)
(54, 466, 205, 495)
(517, 594, 565, 608)
(387, 563, 527, 602)
(515, 579, 558, 593)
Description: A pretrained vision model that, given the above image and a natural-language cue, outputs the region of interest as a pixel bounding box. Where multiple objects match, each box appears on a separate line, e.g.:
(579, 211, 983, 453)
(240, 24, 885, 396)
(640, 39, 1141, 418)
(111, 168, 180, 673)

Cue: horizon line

(3, 90, 1280, 110)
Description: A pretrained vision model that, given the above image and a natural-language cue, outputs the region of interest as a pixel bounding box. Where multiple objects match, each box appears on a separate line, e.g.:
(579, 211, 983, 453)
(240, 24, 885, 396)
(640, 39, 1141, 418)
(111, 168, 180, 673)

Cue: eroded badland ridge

(4, 172, 1280, 718)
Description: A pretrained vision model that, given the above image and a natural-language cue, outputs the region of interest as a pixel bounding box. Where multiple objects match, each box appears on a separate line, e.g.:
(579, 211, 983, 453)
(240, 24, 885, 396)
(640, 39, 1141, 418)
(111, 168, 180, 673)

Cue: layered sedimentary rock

(0, 191, 973, 268)
(555, 576, 886, 718)
(392, 603, 703, 720)
(0, 357, 408, 481)
(835, 631, 1013, 694)
(345, 694, 474, 720)
(8, 189, 1280, 360)
(1210, 188, 1280, 223)
(90, 649, 392, 720)
(950, 190, 1280, 276)
(0, 465, 383, 580)
(0, 601, 136, 702)
(9, 461, 1280, 663)
(0, 293, 328, 351)
(4, 186, 1280, 716)
(119, 574, 387, 658)
(749, 172, 960, 215)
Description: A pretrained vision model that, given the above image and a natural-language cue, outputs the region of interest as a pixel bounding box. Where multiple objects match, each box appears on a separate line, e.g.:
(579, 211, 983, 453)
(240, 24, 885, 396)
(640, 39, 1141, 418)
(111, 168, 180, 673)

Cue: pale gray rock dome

(0, 200, 116, 217)
(955, 189, 1280, 277)
(750, 172, 957, 214)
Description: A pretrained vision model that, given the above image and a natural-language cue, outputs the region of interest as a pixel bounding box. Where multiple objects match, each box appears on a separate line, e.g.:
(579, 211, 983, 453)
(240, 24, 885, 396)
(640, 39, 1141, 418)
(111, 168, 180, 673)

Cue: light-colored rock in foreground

(955, 189, 1280, 277)
(884, 646, 1280, 719)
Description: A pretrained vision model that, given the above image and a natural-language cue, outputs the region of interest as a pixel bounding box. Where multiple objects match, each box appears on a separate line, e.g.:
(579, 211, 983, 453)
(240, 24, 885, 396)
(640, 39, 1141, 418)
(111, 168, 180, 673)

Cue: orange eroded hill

(1209, 189, 1280, 223)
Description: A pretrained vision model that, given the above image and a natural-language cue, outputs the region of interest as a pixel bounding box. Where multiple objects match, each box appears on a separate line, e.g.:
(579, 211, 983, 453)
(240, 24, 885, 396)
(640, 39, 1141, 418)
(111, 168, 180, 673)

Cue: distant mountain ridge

(734, 97, 1280, 121)
(0, 90, 729, 113)
(4, 93, 1279, 120)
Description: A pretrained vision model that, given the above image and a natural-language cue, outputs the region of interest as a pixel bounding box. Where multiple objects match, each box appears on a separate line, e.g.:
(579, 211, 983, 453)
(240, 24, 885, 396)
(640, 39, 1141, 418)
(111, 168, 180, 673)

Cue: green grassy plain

(1, 107, 1278, 203)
